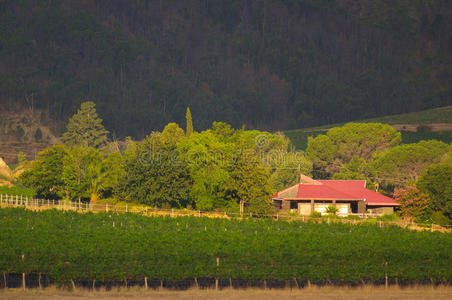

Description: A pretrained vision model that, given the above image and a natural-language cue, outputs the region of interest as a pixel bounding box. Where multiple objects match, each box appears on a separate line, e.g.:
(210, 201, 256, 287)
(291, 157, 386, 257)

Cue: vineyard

(0, 208, 451, 289)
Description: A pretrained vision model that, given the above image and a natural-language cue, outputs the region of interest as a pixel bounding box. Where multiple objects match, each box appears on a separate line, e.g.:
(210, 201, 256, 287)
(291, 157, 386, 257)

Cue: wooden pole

(38, 273, 42, 289)
(385, 261, 388, 288)
(22, 273, 25, 290)
(144, 277, 148, 289)
(216, 257, 220, 290)
(3, 272, 6, 289)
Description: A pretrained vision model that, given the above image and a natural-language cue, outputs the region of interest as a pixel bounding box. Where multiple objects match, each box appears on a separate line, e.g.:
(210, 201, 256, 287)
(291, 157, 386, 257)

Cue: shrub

(34, 128, 43, 142)
(431, 211, 451, 226)
(325, 205, 339, 215)
(15, 125, 25, 141)
(310, 211, 322, 218)
(377, 213, 399, 222)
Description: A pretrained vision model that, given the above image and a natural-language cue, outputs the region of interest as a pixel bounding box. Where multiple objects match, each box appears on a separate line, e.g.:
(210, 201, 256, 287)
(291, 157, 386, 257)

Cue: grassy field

(284, 106, 452, 150)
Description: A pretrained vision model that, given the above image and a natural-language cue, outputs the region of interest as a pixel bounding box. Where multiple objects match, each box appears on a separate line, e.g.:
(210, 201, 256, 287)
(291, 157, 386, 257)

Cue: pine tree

(61, 101, 109, 148)
(185, 107, 193, 136)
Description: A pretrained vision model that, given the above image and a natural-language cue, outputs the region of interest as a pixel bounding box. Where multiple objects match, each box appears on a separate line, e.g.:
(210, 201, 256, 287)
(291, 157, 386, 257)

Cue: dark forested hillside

(1, 0, 451, 138)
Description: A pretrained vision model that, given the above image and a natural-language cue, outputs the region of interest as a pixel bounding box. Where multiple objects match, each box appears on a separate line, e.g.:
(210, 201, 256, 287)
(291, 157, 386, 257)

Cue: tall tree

(185, 107, 194, 137)
(61, 102, 109, 149)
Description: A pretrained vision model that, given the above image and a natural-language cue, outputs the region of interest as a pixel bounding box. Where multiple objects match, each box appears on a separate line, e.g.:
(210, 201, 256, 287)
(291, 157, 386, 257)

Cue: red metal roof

(273, 177, 399, 206)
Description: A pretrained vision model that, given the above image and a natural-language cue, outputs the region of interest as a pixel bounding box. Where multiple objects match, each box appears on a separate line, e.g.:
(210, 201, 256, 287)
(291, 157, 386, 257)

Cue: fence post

(106, 203, 108, 212)
(126, 204, 128, 213)
(385, 261, 388, 288)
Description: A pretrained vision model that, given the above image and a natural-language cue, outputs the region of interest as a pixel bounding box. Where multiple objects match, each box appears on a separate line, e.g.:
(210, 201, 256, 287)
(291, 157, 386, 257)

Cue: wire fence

(4, 272, 434, 290)
(0, 194, 450, 231)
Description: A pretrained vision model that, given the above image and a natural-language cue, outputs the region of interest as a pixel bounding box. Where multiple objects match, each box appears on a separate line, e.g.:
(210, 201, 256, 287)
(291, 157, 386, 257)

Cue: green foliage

(19, 144, 67, 199)
(369, 140, 450, 190)
(34, 127, 43, 142)
(393, 185, 430, 220)
(310, 211, 322, 218)
(0, 185, 35, 197)
(417, 162, 452, 223)
(400, 130, 452, 145)
(14, 125, 25, 141)
(269, 151, 313, 193)
(61, 102, 109, 149)
(376, 214, 400, 222)
(117, 124, 192, 208)
(62, 146, 105, 202)
(285, 107, 452, 151)
(4, 2, 452, 138)
(430, 211, 451, 226)
(185, 107, 193, 136)
(2, 208, 451, 284)
(325, 205, 339, 215)
(306, 123, 401, 178)
(17, 152, 27, 165)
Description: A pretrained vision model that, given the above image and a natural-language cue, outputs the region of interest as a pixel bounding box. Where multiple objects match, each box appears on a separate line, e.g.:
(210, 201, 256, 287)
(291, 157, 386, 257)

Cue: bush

(377, 214, 399, 222)
(310, 211, 322, 218)
(325, 205, 339, 215)
(431, 211, 451, 226)
(15, 125, 25, 141)
(34, 128, 43, 142)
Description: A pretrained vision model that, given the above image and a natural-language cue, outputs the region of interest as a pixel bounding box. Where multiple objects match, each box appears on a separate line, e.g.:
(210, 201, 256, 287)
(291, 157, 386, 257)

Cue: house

(272, 174, 399, 215)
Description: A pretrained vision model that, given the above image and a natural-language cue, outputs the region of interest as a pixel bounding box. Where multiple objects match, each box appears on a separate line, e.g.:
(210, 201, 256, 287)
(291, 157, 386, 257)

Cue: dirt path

(1, 286, 452, 300)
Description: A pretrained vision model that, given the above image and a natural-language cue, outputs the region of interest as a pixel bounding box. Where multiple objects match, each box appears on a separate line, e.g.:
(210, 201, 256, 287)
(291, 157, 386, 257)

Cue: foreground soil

(1, 286, 452, 300)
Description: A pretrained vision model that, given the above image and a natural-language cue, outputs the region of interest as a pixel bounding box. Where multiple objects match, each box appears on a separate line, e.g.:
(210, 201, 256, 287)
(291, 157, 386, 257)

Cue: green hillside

(1, 1, 452, 138)
(285, 106, 452, 150)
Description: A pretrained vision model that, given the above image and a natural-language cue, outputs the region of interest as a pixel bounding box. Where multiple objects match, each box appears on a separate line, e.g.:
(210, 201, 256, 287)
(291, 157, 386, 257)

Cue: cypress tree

(185, 107, 194, 136)
(61, 101, 109, 148)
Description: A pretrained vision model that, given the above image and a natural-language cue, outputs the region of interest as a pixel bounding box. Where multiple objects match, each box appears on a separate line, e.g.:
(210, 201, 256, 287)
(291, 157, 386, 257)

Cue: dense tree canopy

(369, 140, 450, 190)
(306, 123, 401, 178)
